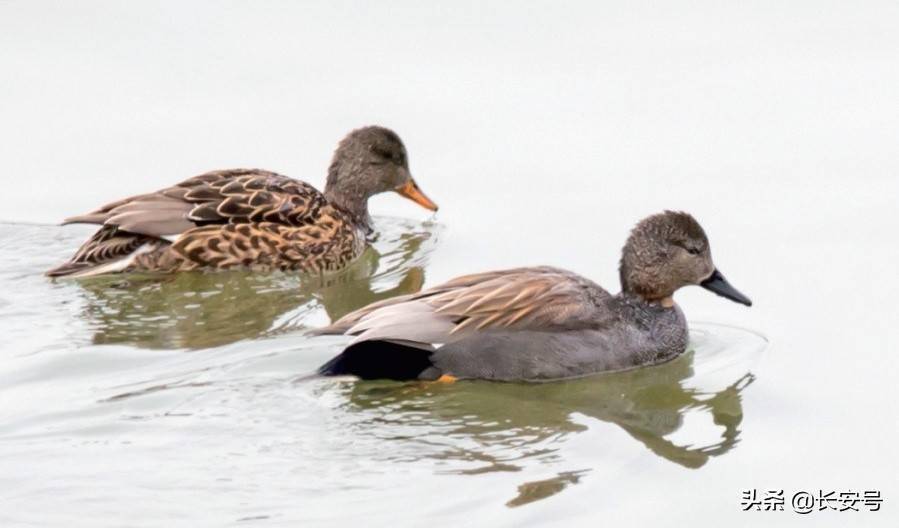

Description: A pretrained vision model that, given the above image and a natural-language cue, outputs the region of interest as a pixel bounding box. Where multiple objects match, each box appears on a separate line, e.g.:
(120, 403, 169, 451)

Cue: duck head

(324, 126, 438, 232)
(619, 211, 751, 306)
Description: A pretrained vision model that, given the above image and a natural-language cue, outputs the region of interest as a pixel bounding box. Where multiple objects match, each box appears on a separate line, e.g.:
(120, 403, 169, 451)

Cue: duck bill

(700, 269, 752, 306)
(396, 179, 438, 212)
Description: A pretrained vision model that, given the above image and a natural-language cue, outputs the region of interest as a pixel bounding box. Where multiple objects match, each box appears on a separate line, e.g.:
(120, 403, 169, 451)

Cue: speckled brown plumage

(47, 126, 437, 277)
(131, 207, 364, 274)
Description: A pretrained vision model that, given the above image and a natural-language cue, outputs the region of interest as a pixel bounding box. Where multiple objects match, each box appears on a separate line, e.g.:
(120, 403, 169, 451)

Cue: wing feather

(62, 169, 326, 238)
(316, 266, 610, 348)
(45, 225, 158, 277)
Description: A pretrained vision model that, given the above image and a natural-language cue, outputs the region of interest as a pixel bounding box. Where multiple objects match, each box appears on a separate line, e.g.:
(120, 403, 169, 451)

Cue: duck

(315, 211, 751, 381)
(46, 126, 438, 277)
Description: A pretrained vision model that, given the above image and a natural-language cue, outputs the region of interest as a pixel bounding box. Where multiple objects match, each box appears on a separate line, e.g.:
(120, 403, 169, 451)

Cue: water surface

(2, 1, 898, 526)
(1, 222, 765, 526)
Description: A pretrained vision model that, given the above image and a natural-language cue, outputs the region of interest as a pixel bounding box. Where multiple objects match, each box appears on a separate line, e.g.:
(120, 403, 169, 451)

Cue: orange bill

(397, 179, 438, 211)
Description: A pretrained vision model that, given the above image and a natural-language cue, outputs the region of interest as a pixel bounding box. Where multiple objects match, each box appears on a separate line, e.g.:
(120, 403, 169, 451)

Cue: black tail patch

(318, 340, 436, 381)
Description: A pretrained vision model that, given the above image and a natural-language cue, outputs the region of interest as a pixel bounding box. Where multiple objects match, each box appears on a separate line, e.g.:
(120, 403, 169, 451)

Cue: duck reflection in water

(335, 346, 755, 507)
(74, 219, 440, 349)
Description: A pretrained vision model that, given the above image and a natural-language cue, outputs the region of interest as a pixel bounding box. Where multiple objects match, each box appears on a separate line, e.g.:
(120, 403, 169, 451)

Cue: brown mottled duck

(47, 126, 437, 278)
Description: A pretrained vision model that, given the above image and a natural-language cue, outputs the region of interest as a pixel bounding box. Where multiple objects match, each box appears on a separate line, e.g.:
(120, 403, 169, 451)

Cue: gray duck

(316, 211, 751, 381)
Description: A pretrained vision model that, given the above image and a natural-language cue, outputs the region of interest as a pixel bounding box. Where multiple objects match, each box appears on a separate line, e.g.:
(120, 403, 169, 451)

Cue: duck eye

(371, 145, 393, 159)
(687, 247, 701, 255)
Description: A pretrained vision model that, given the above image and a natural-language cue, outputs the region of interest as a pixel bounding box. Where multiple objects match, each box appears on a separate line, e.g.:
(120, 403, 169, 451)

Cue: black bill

(700, 269, 752, 306)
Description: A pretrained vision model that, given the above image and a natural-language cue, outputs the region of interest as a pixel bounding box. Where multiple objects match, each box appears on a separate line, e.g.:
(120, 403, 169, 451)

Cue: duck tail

(46, 225, 157, 278)
(318, 340, 439, 380)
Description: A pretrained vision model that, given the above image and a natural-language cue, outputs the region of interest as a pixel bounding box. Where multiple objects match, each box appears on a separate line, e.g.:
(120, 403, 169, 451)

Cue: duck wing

(63, 169, 327, 238)
(45, 225, 160, 277)
(315, 266, 612, 348)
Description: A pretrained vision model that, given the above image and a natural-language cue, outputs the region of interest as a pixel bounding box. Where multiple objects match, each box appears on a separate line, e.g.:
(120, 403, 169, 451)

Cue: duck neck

(619, 266, 677, 309)
(325, 187, 372, 233)
(324, 165, 373, 234)
(620, 287, 676, 309)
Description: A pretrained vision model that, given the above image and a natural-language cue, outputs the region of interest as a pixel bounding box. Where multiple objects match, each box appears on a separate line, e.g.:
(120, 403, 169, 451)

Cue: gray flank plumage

(316, 211, 752, 381)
